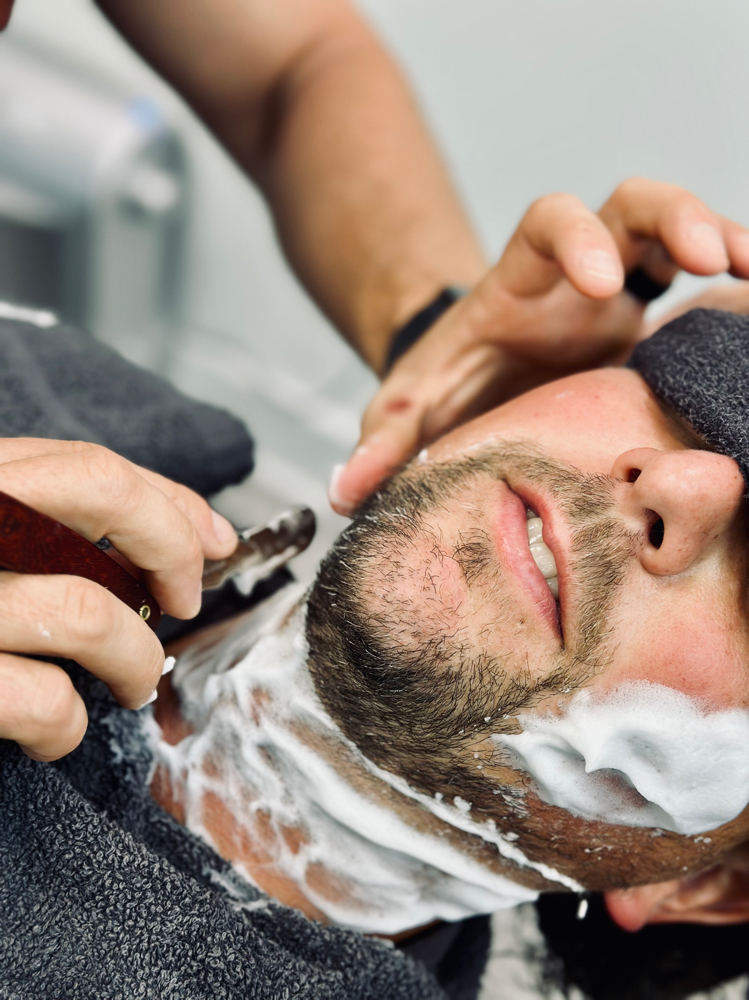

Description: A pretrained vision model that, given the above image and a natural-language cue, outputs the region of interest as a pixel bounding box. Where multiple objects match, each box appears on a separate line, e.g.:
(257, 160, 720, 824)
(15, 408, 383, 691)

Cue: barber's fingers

(330, 434, 410, 518)
(725, 224, 749, 278)
(642, 280, 749, 339)
(330, 340, 506, 516)
(332, 186, 749, 516)
(0, 573, 164, 708)
(0, 439, 237, 565)
(487, 193, 624, 301)
(0, 655, 89, 761)
(598, 178, 749, 279)
(0, 447, 220, 618)
(131, 464, 237, 560)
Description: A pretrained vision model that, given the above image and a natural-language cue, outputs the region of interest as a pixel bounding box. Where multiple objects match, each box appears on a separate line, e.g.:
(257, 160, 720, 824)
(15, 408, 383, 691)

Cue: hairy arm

(96, 0, 486, 371)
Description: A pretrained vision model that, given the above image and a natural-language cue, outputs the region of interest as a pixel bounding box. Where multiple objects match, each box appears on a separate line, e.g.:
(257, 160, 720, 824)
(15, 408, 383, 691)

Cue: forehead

(428, 368, 690, 472)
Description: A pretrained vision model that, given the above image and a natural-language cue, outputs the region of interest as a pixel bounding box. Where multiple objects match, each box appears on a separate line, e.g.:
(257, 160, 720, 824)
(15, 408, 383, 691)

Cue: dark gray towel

(0, 316, 254, 495)
(629, 308, 749, 484)
(0, 665, 444, 1000)
(0, 316, 446, 999)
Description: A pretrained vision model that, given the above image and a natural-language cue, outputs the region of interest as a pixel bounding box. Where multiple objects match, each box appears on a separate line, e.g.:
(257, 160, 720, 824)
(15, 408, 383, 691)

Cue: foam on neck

(494, 682, 749, 835)
(147, 586, 569, 935)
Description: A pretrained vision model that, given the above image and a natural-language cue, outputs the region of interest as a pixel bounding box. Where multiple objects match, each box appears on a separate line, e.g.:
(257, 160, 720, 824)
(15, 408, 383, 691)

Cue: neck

(148, 585, 546, 935)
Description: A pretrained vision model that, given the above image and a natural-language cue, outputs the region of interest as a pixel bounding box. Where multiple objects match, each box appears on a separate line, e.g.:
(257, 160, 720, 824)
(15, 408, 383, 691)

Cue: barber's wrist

(383, 287, 468, 376)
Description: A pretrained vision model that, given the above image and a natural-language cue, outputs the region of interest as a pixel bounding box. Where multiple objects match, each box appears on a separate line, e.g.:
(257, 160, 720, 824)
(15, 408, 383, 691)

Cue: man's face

(404, 366, 749, 716)
(307, 366, 749, 896)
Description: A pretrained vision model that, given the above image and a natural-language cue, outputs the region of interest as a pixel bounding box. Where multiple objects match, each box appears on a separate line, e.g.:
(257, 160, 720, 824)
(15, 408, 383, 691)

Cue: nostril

(628, 468, 642, 483)
(648, 516, 665, 549)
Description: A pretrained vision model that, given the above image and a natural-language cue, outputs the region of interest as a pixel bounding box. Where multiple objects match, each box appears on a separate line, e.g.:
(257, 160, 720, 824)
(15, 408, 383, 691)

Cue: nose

(610, 448, 745, 575)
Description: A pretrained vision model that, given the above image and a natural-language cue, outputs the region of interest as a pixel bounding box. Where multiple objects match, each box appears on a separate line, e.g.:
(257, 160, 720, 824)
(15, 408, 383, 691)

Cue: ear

(605, 865, 749, 932)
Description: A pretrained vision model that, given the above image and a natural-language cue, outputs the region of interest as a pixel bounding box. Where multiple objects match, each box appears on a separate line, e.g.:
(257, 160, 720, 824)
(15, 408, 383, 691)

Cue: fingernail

(580, 249, 621, 283)
(161, 655, 176, 676)
(328, 463, 353, 515)
(138, 688, 158, 709)
(193, 582, 203, 614)
(211, 509, 237, 546)
(688, 222, 728, 262)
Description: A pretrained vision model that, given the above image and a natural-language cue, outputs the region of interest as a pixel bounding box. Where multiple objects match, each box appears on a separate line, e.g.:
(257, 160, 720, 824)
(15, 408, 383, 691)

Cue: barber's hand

(0, 439, 238, 762)
(642, 279, 749, 335)
(330, 178, 749, 515)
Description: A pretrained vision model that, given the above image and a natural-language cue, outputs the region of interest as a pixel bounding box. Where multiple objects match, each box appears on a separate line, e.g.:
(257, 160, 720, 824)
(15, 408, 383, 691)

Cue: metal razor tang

(201, 506, 316, 591)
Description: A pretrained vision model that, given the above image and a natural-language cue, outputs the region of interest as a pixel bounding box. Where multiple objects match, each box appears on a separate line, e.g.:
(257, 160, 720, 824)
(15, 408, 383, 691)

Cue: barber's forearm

(249, 26, 487, 372)
(96, 0, 485, 373)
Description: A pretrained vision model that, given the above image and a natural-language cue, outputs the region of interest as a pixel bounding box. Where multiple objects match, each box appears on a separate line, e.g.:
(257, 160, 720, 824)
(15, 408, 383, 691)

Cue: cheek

(605, 599, 749, 710)
(364, 534, 468, 640)
(427, 369, 676, 473)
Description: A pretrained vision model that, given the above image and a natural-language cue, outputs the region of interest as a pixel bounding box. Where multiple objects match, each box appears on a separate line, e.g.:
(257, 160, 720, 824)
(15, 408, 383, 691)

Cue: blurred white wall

(5, 0, 749, 572)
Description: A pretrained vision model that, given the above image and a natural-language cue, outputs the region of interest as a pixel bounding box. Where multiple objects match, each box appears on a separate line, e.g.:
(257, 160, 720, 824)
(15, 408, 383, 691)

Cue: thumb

(328, 414, 423, 517)
(329, 326, 510, 516)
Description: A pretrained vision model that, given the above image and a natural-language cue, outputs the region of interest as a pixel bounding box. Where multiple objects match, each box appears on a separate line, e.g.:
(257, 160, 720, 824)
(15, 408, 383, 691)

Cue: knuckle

(65, 440, 108, 460)
(526, 192, 580, 221)
(26, 668, 79, 732)
(672, 188, 702, 217)
(62, 578, 118, 647)
(612, 177, 649, 201)
(80, 446, 140, 512)
(613, 177, 642, 199)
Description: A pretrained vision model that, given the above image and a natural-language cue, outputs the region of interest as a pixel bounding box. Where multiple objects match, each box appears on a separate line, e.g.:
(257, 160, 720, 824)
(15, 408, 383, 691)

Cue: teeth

(526, 516, 559, 598)
(527, 517, 543, 545)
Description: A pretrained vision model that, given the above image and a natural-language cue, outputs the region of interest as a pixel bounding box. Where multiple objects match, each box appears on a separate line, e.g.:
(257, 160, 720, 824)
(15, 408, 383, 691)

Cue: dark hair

(300, 445, 609, 821)
(306, 446, 626, 830)
(306, 458, 517, 817)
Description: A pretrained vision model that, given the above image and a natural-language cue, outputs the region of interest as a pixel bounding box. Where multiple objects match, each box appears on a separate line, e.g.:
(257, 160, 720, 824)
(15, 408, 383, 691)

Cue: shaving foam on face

(494, 682, 749, 835)
(149, 586, 547, 935)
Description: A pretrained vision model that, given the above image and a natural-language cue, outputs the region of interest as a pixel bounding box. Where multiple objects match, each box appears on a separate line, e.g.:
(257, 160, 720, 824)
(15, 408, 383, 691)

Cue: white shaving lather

(148, 587, 552, 935)
(494, 682, 749, 835)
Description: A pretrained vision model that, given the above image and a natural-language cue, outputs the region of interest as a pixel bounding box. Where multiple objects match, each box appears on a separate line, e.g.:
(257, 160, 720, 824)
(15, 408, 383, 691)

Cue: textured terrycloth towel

(0, 667, 444, 1000)
(0, 314, 446, 999)
(0, 315, 254, 495)
(629, 308, 749, 484)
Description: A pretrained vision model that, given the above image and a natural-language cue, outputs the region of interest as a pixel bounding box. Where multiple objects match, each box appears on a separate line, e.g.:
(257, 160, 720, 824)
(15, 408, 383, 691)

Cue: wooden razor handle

(0, 491, 161, 630)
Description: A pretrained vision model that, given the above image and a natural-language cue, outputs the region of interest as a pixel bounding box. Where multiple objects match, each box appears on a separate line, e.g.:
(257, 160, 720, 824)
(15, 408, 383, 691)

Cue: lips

(491, 482, 561, 635)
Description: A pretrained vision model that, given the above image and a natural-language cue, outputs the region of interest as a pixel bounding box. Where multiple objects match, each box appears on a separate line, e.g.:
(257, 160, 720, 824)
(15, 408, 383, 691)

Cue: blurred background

(2, 0, 749, 579)
(2, 3, 748, 997)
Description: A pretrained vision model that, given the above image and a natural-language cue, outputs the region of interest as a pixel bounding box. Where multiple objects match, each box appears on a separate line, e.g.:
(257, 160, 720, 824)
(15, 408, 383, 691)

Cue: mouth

(525, 507, 559, 599)
(492, 483, 562, 636)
